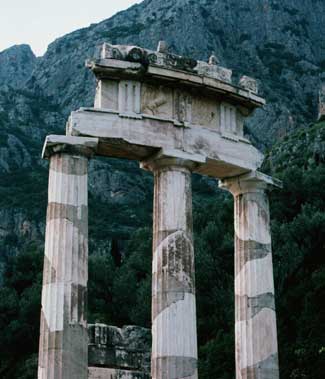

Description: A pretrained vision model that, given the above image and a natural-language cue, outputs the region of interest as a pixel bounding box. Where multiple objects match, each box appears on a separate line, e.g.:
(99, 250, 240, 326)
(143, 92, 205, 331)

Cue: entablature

(86, 42, 265, 143)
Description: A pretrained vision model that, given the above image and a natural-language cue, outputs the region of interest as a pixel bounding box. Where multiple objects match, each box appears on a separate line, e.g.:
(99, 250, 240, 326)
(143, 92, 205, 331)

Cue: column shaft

(38, 153, 89, 379)
(152, 165, 198, 379)
(234, 190, 279, 379)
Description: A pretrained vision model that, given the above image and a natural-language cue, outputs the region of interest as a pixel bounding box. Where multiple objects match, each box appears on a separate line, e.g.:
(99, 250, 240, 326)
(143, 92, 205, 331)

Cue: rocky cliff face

(0, 0, 324, 263)
(0, 45, 37, 89)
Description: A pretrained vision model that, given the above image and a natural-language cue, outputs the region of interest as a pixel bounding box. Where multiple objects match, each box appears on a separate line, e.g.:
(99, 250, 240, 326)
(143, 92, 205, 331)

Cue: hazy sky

(0, 0, 142, 56)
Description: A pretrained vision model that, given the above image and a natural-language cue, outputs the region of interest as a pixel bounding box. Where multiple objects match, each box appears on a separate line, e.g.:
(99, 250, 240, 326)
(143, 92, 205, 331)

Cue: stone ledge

(140, 148, 206, 172)
(88, 324, 151, 375)
(95, 42, 260, 97)
(219, 170, 283, 196)
(88, 367, 150, 379)
(42, 135, 99, 159)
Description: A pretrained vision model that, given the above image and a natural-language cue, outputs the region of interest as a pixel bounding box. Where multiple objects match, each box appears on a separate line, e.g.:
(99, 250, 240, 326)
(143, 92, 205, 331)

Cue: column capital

(219, 171, 282, 196)
(140, 148, 206, 172)
(42, 135, 99, 159)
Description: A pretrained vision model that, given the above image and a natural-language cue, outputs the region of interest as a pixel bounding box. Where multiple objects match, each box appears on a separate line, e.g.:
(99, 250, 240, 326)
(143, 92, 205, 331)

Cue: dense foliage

(0, 121, 324, 378)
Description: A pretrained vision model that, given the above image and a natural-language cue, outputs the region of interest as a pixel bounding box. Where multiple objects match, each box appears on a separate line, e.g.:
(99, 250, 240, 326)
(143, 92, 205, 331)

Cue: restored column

(142, 154, 199, 379)
(38, 136, 98, 379)
(220, 172, 281, 379)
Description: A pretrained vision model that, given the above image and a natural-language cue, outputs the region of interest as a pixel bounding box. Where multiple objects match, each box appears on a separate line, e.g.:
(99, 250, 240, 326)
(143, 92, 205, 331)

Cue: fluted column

(38, 136, 98, 379)
(142, 155, 199, 379)
(220, 172, 281, 379)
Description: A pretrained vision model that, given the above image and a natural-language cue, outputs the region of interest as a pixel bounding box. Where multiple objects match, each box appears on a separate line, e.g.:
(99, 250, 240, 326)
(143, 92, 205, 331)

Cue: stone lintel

(219, 171, 283, 196)
(68, 108, 264, 179)
(88, 367, 149, 379)
(42, 135, 99, 159)
(140, 148, 206, 172)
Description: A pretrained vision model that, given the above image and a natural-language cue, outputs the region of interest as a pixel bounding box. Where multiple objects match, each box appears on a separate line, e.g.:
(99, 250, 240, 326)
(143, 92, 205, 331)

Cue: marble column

(38, 136, 97, 379)
(142, 156, 198, 379)
(220, 172, 281, 379)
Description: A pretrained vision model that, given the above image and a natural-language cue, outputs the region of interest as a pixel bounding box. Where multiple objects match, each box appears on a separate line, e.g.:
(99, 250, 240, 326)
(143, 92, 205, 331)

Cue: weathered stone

(80, 44, 266, 187)
(208, 54, 220, 65)
(141, 83, 174, 119)
(235, 240, 272, 274)
(142, 155, 198, 379)
(42, 135, 99, 159)
(152, 356, 197, 379)
(157, 41, 168, 54)
(220, 172, 281, 379)
(99, 43, 197, 72)
(196, 59, 232, 83)
(38, 153, 90, 379)
(242, 353, 279, 378)
(68, 109, 264, 179)
(88, 47, 264, 110)
(235, 292, 275, 321)
(97, 42, 245, 85)
(88, 324, 151, 379)
(94, 80, 119, 110)
(88, 367, 148, 379)
(239, 76, 259, 94)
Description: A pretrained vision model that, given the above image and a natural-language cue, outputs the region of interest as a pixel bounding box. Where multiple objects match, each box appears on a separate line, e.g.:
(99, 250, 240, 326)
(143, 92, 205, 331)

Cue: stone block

(94, 80, 119, 110)
(239, 76, 258, 94)
(88, 324, 151, 376)
(141, 83, 174, 119)
(42, 135, 98, 159)
(68, 108, 264, 179)
(88, 367, 149, 379)
(195, 60, 232, 83)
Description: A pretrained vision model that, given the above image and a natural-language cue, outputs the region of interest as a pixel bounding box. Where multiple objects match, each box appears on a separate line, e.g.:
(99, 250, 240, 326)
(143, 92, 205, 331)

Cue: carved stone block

(118, 81, 141, 114)
(196, 61, 232, 83)
(173, 90, 192, 124)
(191, 95, 219, 129)
(220, 102, 238, 135)
(94, 80, 119, 110)
(239, 76, 258, 94)
(141, 83, 173, 119)
(88, 324, 151, 376)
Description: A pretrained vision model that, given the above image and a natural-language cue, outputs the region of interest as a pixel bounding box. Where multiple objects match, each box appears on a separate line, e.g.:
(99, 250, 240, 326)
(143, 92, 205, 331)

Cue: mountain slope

(0, 45, 37, 89)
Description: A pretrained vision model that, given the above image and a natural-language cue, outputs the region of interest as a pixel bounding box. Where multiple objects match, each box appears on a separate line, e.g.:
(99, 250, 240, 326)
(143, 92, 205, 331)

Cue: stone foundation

(88, 324, 151, 379)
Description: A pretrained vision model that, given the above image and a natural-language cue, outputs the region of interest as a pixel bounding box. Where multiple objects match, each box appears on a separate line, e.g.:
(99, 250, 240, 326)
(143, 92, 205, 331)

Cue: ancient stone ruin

(37, 42, 282, 379)
(88, 324, 151, 378)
